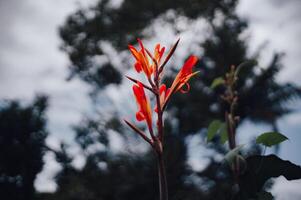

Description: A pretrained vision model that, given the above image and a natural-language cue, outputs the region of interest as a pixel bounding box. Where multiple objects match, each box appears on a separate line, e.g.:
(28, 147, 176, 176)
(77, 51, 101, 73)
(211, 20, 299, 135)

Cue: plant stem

(153, 53, 168, 200)
(225, 111, 239, 183)
(157, 152, 168, 200)
(154, 84, 168, 200)
(224, 67, 240, 183)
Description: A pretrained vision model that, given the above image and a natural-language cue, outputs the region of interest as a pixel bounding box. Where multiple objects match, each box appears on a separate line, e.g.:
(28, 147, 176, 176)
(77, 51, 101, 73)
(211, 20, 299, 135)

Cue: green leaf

(207, 120, 222, 142)
(256, 132, 288, 147)
(224, 145, 245, 165)
(219, 123, 228, 144)
(210, 77, 224, 89)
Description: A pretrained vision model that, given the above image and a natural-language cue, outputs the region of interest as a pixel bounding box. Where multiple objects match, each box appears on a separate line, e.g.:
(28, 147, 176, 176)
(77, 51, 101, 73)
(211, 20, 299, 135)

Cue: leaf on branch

(219, 123, 228, 144)
(207, 120, 222, 142)
(210, 77, 225, 89)
(256, 132, 288, 147)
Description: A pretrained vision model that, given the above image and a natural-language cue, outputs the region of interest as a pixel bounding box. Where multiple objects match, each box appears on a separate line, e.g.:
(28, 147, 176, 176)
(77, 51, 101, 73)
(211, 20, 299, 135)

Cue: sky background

(0, 0, 300, 199)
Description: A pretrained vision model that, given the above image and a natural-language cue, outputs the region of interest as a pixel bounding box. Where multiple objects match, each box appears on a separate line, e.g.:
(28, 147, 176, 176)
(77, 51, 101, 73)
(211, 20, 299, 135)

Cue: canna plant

(124, 38, 199, 200)
(208, 63, 301, 200)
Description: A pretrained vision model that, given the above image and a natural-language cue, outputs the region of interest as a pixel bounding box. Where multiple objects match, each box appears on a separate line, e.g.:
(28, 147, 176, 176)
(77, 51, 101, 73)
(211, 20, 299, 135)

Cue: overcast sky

(0, 0, 300, 199)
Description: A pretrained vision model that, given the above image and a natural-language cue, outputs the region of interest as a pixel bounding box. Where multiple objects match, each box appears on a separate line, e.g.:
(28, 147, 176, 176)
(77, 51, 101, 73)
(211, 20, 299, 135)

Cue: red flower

(154, 84, 170, 113)
(126, 39, 198, 139)
(153, 43, 165, 64)
(170, 56, 199, 92)
(132, 82, 153, 132)
(159, 56, 199, 109)
(128, 39, 165, 78)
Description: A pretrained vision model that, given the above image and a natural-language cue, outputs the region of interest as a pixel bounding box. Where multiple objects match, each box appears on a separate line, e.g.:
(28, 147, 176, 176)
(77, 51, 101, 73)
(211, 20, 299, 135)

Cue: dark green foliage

(41, 121, 206, 200)
(86, 63, 121, 89)
(207, 120, 223, 142)
(196, 159, 234, 200)
(60, 0, 239, 86)
(171, 17, 301, 134)
(256, 191, 274, 200)
(60, 0, 301, 133)
(236, 155, 301, 200)
(0, 96, 48, 200)
(51, 154, 158, 200)
(236, 54, 301, 124)
(52, 143, 73, 172)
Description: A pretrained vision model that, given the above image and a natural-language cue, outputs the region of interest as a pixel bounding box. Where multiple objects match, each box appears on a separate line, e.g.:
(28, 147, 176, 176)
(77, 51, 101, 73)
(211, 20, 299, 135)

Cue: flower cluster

(124, 38, 199, 151)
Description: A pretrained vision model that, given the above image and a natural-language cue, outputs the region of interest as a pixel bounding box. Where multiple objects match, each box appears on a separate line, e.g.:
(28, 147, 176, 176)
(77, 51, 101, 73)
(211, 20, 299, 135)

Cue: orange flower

(153, 44, 165, 65)
(128, 39, 165, 78)
(160, 55, 199, 109)
(154, 84, 170, 113)
(132, 82, 153, 132)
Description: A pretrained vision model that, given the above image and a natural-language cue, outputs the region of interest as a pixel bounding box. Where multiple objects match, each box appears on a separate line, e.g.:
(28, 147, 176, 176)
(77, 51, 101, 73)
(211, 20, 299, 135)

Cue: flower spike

(125, 38, 199, 200)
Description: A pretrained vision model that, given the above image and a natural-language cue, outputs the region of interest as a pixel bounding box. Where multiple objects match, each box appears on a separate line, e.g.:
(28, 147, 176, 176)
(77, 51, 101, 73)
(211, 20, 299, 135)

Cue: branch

(159, 38, 180, 74)
(124, 119, 153, 146)
(125, 76, 155, 93)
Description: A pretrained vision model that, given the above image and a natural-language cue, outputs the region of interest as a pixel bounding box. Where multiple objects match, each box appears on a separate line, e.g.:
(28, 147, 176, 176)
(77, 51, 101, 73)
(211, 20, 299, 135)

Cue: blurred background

(0, 0, 301, 199)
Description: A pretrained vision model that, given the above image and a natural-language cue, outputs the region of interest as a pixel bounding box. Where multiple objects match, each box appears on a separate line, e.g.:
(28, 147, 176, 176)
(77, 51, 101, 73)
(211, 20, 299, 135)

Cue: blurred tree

(0, 96, 48, 200)
(52, 0, 301, 199)
(59, 0, 237, 88)
(40, 118, 206, 200)
(173, 13, 301, 134)
(59, 0, 301, 134)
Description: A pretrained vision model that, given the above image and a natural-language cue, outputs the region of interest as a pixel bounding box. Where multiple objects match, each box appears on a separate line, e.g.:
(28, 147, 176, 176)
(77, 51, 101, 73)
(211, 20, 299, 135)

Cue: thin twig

(125, 76, 154, 93)
(123, 119, 153, 146)
(159, 38, 180, 74)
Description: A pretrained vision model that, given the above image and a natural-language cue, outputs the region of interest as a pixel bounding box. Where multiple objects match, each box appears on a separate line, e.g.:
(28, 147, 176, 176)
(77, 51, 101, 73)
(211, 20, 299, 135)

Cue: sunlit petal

(132, 82, 153, 131)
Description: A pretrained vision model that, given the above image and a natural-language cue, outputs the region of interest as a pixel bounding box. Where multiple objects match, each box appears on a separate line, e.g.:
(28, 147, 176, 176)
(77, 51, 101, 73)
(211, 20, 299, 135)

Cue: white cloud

(238, 0, 301, 84)
(0, 0, 96, 138)
(34, 152, 62, 192)
(0, 0, 96, 192)
(271, 177, 301, 200)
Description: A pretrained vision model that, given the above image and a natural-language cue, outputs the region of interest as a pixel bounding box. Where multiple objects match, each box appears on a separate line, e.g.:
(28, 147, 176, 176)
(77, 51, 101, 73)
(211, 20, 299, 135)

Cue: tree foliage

(0, 96, 48, 200)
(60, 0, 301, 134)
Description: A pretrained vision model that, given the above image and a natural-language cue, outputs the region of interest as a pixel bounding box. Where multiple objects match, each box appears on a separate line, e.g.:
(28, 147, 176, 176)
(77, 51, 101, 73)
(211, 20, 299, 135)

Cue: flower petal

(128, 45, 140, 60)
(182, 56, 198, 75)
(159, 84, 167, 95)
(136, 111, 145, 121)
(132, 82, 152, 130)
(135, 62, 142, 73)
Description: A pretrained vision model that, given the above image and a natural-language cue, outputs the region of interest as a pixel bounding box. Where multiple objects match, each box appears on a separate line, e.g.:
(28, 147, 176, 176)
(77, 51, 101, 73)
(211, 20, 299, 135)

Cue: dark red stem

(157, 151, 168, 200)
(154, 58, 168, 200)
